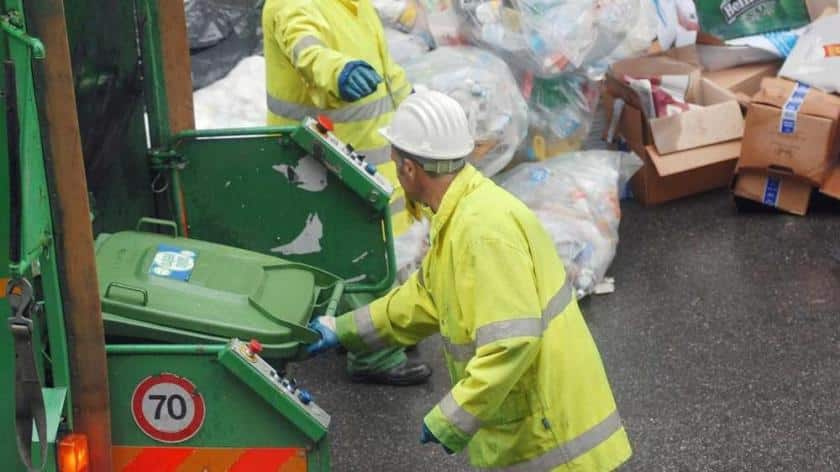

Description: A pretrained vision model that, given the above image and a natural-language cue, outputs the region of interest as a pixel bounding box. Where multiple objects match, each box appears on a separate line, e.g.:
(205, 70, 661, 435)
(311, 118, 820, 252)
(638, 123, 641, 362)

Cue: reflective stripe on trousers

(266, 85, 410, 124)
(441, 278, 575, 362)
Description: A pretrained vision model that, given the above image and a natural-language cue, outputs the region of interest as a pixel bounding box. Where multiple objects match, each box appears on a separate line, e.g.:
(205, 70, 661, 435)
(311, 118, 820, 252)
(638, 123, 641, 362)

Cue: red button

(248, 339, 263, 355)
(316, 115, 334, 133)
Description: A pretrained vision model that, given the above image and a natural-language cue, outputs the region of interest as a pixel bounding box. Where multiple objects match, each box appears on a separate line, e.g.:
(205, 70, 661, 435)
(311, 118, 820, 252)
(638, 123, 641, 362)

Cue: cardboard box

(820, 163, 840, 200)
(604, 58, 745, 205)
(648, 78, 744, 154)
(705, 62, 782, 106)
(807, 0, 839, 19)
(733, 170, 813, 216)
(739, 78, 840, 186)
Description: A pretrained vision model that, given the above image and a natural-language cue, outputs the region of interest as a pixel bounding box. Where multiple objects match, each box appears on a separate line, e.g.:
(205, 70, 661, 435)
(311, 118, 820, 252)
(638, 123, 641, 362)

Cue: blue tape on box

(149, 244, 198, 281)
(762, 176, 781, 207)
(779, 82, 810, 135)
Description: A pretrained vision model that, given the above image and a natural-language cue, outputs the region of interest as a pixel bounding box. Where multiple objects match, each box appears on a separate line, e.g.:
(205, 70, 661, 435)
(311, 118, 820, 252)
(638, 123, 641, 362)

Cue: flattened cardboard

(807, 0, 838, 19)
(665, 43, 780, 72)
(733, 170, 812, 215)
(705, 62, 781, 99)
(646, 141, 741, 177)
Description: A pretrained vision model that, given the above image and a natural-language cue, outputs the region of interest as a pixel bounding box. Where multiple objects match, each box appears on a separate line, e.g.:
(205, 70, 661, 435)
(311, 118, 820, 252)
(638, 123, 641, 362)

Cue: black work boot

(349, 360, 432, 386)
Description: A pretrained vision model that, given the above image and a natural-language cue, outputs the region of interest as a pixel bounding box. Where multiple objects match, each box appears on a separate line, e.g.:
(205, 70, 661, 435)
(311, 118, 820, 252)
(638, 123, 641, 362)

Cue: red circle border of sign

(131, 373, 206, 443)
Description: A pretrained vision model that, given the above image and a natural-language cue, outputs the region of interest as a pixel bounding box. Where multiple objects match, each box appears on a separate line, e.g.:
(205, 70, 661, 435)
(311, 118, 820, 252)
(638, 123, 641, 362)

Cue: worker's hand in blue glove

(421, 422, 454, 454)
(307, 316, 339, 355)
(338, 61, 382, 102)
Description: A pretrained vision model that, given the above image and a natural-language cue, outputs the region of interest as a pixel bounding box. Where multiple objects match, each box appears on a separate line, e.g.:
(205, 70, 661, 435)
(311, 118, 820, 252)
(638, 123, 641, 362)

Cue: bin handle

(323, 280, 345, 318)
(136, 217, 179, 237)
(105, 282, 149, 306)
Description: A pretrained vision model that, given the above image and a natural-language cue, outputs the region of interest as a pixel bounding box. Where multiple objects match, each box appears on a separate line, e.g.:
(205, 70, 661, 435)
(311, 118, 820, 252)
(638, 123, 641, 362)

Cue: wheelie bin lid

(95, 230, 328, 350)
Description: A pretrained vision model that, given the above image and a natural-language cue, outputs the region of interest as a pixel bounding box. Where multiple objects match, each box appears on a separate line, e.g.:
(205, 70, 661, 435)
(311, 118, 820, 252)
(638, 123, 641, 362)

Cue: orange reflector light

(58, 433, 89, 472)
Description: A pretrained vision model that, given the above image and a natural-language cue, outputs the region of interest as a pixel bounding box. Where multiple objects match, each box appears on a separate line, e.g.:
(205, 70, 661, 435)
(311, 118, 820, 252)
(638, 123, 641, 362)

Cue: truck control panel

(291, 116, 394, 212)
(219, 339, 331, 440)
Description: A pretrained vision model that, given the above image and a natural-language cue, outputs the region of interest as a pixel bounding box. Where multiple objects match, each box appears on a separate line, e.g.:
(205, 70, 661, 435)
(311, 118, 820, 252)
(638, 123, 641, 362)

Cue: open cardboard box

(739, 78, 840, 187)
(604, 57, 744, 205)
(704, 62, 782, 107)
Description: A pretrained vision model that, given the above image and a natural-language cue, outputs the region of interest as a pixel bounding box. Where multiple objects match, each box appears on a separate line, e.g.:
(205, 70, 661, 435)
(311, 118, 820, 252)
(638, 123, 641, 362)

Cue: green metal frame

(1, 2, 73, 470)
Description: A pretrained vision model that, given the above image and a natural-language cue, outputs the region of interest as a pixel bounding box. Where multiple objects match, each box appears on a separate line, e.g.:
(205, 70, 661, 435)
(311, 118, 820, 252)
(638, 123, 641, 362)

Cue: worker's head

(380, 90, 474, 204)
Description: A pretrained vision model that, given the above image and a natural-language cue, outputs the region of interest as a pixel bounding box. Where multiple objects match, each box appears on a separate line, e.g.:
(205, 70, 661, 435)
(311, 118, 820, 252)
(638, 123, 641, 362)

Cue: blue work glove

(338, 61, 382, 102)
(307, 316, 339, 355)
(421, 422, 454, 454)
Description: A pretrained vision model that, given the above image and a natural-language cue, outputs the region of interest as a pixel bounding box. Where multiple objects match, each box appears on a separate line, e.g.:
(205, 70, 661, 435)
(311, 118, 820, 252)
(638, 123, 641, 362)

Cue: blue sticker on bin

(779, 83, 810, 135)
(763, 176, 781, 207)
(149, 244, 198, 281)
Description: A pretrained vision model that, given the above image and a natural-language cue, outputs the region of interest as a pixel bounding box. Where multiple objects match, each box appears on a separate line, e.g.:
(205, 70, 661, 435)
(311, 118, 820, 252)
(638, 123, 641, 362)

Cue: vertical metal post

(26, 0, 113, 469)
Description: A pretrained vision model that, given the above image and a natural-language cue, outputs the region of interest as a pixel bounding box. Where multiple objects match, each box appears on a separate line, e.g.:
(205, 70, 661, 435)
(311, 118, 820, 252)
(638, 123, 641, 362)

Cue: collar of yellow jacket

(430, 164, 480, 242)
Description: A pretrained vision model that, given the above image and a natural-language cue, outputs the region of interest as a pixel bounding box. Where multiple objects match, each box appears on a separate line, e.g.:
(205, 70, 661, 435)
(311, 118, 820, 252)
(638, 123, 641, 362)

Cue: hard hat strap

(422, 158, 465, 174)
(395, 146, 466, 175)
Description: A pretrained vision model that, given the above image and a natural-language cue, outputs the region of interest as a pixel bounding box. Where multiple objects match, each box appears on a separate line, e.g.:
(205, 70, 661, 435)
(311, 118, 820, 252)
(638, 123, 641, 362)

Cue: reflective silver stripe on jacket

(439, 392, 481, 436)
(266, 85, 410, 123)
(389, 195, 406, 214)
(441, 278, 575, 363)
(292, 35, 325, 64)
(353, 305, 388, 351)
(364, 145, 392, 166)
(496, 411, 623, 471)
(441, 337, 474, 362)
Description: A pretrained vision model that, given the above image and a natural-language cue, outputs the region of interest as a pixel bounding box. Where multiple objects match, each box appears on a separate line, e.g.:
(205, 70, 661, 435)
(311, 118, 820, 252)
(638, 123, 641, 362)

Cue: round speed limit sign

(131, 373, 206, 443)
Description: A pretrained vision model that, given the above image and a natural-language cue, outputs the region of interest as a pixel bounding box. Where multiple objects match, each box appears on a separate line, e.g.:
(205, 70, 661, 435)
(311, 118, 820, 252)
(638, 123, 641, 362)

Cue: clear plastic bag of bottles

(402, 46, 529, 176)
(456, 0, 641, 77)
(496, 150, 642, 297)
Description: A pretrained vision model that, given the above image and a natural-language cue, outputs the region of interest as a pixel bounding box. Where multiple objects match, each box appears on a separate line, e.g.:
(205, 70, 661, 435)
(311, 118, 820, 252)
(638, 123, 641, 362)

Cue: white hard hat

(380, 89, 475, 160)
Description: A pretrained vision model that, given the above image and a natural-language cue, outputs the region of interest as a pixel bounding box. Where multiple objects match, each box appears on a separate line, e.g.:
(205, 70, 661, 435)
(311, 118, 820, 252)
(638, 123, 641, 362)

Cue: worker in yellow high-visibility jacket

(307, 90, 632, 470)
(263, 0, 430, 385)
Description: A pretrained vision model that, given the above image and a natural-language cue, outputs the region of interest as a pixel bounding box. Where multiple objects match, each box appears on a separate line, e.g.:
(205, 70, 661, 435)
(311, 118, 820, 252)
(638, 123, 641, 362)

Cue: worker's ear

(402, 157, 418, 180)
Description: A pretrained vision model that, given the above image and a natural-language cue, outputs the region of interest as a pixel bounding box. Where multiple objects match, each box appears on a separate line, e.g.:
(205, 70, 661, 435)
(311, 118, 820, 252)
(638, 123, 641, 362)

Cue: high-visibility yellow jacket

(263, 0, 413, 233)
(337, 165, 632, 470)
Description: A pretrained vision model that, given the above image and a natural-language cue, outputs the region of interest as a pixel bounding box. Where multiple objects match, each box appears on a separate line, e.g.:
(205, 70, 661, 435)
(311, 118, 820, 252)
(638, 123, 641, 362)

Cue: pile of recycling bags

(402, 47, 529, 176)
(495, 151, 641, 297)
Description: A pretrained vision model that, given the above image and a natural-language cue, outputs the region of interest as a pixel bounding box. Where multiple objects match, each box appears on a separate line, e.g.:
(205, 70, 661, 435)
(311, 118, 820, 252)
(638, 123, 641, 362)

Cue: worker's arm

(272, 1, 359, 106)
(336, 269, 438, 352)
(424, 238, 543, 452)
